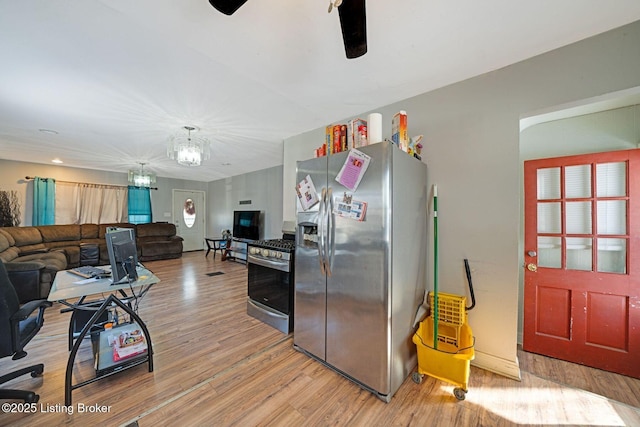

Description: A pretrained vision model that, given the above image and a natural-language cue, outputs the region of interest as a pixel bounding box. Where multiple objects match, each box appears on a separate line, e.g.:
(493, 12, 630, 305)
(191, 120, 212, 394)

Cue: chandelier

(167, 126, 210, 166)
(128, 162, 156, 187)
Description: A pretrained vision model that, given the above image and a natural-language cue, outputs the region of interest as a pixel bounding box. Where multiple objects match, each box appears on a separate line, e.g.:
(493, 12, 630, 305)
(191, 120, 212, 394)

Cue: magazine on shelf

(111, 328, 148, 362)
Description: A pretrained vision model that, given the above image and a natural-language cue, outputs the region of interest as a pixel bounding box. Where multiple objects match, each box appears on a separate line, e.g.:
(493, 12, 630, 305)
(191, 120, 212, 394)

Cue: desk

(48, 265, 159, 405)
(205, 237, 227, 259)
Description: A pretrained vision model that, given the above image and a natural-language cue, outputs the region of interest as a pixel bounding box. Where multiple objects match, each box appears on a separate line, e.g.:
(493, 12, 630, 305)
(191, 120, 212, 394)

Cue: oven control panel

(247, 238, 294, 262)
(249, 247, 284, 259)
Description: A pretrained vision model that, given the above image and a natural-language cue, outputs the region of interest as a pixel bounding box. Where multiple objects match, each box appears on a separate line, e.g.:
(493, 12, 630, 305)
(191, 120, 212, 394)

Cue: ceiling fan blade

(208, 0, 248, 15)
(337, 0, 367, 59)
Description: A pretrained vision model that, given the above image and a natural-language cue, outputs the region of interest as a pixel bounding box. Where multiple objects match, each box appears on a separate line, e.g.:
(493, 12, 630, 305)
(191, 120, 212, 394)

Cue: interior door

(172, 189, 205, 252)
(523, 149, 640, 378)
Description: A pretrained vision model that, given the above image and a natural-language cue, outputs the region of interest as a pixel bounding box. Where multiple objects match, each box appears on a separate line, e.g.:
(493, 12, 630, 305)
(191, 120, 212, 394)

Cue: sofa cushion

(17, 243, 48, 255)
(0, 246, 19, 263)
(44, 245, 81, 267)
(0, 229, 15, 246)
(16, 251, 67, 270)
(0, 231, 12, 253)
(80, 243, 100, 266)
(0, 231, 19, 262)
(136, 222, 176, 238)
(139, 240, 183, 259)
(2, 226, 43, 247)
(81, 223, 99, 239)
(38, 224, 81, 242)
(99, 223, 135, 239)
(14, 250, 67, 298)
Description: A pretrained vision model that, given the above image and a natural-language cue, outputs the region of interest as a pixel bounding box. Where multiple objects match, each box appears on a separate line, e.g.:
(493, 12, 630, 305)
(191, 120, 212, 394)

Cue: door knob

(527, 250, 537, 257)
(526, 263, 537, 272)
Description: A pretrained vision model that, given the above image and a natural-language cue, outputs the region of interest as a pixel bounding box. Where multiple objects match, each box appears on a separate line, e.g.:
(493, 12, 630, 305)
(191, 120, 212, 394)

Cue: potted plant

(221, 229, 232, 261)
(0, 189, 21, 227)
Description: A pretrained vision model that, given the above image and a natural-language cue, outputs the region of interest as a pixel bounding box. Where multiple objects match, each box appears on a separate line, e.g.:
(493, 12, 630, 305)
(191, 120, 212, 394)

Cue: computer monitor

(105, 227, 139, 284)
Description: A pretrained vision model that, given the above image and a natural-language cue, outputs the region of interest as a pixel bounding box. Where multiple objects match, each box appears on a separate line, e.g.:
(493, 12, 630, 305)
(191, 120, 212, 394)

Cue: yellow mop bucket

(412, 293, 475, 400)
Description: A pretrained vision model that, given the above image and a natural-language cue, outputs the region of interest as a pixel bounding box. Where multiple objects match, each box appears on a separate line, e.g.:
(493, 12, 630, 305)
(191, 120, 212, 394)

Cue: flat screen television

(233, 210, 261, 241)
(105, 227, 139, 284)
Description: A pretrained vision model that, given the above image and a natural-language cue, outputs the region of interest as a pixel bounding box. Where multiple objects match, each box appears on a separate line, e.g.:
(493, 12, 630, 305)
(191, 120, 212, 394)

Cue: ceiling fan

(207, 0, 367, 59)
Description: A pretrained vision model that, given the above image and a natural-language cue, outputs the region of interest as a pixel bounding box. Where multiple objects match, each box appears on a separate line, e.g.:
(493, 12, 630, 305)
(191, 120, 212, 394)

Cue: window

(128, 186, 152, 224)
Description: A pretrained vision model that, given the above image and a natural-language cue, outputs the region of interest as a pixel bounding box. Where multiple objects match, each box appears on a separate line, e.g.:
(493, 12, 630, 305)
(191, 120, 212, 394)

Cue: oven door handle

(247, 254, 290, 272)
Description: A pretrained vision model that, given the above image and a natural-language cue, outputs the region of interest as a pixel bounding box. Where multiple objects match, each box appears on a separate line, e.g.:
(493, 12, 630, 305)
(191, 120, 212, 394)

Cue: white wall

(0, 159, 207, 226)
(0, 158, 284, 243)
(207, 165, 284, 240)
(282, 21, 640, 380)
(521, 103, 640, 161)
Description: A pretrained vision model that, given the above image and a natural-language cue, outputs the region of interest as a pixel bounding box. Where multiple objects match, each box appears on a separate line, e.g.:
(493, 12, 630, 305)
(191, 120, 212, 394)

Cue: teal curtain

(128, 186, 152, 224)
(32, 177, 55, 225)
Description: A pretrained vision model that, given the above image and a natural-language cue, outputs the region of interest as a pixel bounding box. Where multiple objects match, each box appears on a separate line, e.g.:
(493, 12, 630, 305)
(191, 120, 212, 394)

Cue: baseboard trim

(472, 350, 522, 381)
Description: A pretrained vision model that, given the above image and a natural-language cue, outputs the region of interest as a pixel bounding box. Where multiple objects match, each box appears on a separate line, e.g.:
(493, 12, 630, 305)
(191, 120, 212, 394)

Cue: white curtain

(54, 182, 127, 224)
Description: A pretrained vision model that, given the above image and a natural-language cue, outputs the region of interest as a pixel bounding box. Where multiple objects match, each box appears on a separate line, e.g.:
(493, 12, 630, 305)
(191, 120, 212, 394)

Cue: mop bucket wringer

(412, 292, 475, 400)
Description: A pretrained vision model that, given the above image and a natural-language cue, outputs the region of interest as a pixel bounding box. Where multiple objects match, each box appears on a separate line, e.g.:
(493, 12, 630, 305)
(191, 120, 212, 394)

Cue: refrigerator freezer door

(294, 156, 328, 360)
(325, 144, 391, 395)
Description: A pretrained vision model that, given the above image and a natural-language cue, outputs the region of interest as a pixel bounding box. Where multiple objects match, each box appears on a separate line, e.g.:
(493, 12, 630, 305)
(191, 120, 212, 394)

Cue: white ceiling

(1, 1, 640, 182)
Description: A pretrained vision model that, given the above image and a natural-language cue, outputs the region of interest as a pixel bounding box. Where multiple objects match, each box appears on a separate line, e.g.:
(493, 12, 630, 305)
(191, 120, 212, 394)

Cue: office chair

(0, 261, 51, 403)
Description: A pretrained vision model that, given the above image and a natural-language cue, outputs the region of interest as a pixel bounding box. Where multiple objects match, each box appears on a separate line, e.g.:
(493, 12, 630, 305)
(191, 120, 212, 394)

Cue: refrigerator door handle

(318, 187, 327, 275)
(323, 187, 331, 277)
(326, 187, 334, 276)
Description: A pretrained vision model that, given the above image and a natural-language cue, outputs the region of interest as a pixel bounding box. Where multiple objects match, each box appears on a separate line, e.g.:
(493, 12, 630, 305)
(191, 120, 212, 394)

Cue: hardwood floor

(1, 252, 639, 426)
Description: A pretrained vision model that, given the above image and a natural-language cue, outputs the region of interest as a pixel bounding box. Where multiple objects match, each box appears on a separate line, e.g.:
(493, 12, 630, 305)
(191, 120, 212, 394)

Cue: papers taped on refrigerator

(296, 174, 320, 211)
(336, 149, 370, 191)
(333, 197, 367, 221)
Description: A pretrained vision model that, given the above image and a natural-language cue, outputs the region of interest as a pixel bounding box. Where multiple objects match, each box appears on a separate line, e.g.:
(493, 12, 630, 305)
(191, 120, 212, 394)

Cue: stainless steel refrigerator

(294, 140, 428, 402)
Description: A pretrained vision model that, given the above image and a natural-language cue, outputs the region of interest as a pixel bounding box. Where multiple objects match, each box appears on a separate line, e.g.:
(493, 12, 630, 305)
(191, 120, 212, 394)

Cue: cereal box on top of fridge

(392, 110, 408, 151)
(349, 118, 368, 148)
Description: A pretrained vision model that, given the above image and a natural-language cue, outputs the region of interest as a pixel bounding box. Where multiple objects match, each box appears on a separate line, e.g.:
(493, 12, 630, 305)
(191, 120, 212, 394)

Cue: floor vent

(206, 271, 225, 277)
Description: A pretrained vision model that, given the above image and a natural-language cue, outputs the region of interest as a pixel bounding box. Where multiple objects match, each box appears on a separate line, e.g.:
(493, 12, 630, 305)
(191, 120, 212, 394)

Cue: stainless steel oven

(246, 238, 295, 334)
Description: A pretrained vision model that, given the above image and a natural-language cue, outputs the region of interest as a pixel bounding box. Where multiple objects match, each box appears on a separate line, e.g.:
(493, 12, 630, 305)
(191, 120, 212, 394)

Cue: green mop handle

(433, 184, 439, 349)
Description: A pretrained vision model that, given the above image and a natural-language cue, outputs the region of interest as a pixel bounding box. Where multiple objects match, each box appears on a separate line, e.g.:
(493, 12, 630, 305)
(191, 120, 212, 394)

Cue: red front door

(523, 149, 640, 378)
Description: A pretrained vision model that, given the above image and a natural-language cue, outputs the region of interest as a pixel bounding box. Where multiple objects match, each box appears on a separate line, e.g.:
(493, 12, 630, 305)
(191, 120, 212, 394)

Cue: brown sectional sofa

(0, 222, 182, 302)
(136, 223, 185, 261)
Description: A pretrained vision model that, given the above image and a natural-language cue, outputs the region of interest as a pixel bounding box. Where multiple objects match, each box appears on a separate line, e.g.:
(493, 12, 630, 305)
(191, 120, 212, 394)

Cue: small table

(205, 238, 227, 259)
(48, 265, 159, 405)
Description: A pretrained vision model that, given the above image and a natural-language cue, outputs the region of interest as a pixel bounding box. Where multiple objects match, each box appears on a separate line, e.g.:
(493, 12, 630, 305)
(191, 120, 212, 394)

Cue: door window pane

(183, 198, 196, 228)
(537, 167, 560, 200)
(537, 202, 561, 233)
(597, 238, 626, 274)
(596, 162, 626, 197)
(597, 200, 626, 235)
(566, 237, 592, 271)
(538, 236, 561, 268)
(566, 201, 592, 234)
(565, 164, 591, 199)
